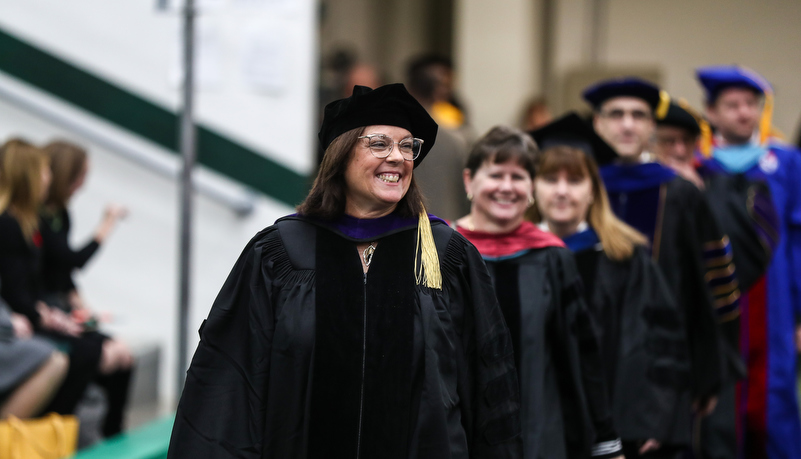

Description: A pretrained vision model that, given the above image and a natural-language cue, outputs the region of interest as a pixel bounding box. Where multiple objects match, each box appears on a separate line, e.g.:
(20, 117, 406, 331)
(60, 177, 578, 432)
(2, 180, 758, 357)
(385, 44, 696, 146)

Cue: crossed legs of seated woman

(0, 351, 68, 419)
(39, 330, 133, 436)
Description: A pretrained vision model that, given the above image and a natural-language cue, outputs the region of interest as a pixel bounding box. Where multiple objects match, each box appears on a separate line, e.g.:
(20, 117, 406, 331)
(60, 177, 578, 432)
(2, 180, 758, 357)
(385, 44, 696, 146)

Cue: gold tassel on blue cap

(415, 207, 442, 290)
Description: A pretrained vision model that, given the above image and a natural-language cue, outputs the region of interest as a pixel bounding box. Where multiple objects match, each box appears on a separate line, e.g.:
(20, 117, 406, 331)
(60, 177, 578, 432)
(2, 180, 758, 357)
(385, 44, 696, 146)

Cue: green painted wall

(0, 28, 311, 207)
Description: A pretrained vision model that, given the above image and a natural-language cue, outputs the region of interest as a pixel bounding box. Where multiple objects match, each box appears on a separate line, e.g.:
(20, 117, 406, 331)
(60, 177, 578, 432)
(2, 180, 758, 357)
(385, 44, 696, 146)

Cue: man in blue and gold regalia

(696, 65, 801, 459)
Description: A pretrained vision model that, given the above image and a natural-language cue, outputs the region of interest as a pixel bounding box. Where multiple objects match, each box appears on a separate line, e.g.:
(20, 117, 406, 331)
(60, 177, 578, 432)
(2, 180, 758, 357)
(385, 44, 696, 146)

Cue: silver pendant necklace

(362, 242, 377, 267)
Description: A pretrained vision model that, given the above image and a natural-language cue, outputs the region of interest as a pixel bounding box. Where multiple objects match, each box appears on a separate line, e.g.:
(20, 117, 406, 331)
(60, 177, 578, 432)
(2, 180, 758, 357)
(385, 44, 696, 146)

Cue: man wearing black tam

(655, 97, 780, 459)
(654, 101, 705, 188)
(582, 78, 732, 459)
(168, 83, 523, 459)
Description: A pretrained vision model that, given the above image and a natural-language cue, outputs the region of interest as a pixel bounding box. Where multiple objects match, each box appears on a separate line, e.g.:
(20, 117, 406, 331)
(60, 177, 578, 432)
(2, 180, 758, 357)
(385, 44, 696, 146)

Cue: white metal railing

(0, 74, 256, 216)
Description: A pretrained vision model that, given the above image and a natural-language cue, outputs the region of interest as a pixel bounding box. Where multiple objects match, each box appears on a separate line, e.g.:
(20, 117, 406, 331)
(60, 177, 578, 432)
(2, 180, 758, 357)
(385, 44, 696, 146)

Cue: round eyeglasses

(358, 134, 424, 161)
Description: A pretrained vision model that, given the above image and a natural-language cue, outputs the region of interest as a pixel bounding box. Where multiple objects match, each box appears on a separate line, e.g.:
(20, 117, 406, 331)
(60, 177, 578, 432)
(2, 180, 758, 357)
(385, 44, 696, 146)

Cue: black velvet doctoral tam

(318, 83, 438, 168)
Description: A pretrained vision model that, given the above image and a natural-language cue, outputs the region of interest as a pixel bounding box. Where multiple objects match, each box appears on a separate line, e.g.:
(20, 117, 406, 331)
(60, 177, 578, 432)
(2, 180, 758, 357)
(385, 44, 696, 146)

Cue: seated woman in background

(529, 113, 690, 459)
(454, 126, 622, 459)
(0, 139, 130, 437)
(40, 140, 131, 375)
(0, 295, 68, 419)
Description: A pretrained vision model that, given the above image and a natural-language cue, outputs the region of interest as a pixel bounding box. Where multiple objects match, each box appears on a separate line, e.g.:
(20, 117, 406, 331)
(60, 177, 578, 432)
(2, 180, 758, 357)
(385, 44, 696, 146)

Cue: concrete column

(454, 0, 541, 135)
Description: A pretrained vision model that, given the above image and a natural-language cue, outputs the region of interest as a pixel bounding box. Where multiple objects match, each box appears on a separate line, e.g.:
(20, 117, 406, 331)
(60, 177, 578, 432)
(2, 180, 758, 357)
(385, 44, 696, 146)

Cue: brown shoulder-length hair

(297, 127, 425, 219)
(0, 139, 51, 242)
(43, 140, 88, 209)
(465, 125, 537, 179)
(530, 145, 647, 260)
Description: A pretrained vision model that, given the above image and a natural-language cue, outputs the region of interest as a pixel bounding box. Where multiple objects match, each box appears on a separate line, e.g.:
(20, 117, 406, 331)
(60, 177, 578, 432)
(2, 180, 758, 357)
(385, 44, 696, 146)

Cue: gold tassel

(699, 119, 713, 158)
(415, 208, 442, 290)
(655, 90, 671, 120)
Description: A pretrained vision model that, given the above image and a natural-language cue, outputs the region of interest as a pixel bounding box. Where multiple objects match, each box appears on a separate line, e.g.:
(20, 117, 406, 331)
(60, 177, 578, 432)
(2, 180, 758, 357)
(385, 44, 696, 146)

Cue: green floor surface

(72, 415, 174, 459)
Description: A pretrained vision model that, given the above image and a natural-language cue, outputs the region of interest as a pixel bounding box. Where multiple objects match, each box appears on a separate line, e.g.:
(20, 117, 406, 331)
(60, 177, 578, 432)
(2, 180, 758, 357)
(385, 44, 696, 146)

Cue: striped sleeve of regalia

(703, 236, 740, 322)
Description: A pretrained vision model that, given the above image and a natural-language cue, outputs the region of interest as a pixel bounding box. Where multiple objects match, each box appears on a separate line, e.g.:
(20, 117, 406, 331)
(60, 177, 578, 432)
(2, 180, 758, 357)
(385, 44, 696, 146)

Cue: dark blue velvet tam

(657, 102, 701, 136)
(582, 77, 661, 111)
(696, 66, 770, 103)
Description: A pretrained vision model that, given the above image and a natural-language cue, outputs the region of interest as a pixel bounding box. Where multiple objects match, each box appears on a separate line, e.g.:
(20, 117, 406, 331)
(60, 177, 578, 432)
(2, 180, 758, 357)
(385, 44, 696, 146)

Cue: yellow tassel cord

(415, 209, 442, 290)
(699, 119, 713, 158)
(677, 98, 713, 158)
(655, 90, 671, 120)
(769, 126, 786, 142)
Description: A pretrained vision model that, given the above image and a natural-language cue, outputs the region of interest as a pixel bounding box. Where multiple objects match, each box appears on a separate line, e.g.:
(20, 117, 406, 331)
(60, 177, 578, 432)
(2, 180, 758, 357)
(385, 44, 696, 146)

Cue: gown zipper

(355, 272, 368, 459)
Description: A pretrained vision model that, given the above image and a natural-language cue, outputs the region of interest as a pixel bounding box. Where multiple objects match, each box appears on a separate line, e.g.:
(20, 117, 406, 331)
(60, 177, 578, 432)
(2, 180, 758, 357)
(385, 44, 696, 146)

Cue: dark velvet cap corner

(530, 111, 618, 166)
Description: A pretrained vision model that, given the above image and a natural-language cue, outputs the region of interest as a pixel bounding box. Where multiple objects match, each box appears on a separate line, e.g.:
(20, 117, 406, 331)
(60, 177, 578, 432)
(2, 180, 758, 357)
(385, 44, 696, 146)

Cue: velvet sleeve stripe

(716, 296, 741, 322)
(708, 277, 738, 295)
(704, 253, 732, 268)
(702, 235, 731, 251)
(702, 236, 741, 322)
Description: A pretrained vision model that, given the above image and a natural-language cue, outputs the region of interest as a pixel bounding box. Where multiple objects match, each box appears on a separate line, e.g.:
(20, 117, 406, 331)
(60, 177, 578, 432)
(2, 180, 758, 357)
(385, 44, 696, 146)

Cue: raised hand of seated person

(94, 203, 129, 244)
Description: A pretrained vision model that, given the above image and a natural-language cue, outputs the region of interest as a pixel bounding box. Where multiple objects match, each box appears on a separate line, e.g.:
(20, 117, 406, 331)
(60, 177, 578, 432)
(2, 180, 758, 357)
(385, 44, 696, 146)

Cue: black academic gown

(480, 246, 615, 459)
(168, 216, 522, 459)
(655, 178, 727, 401)
(695, 167, 778, 459)
(572, 243, 690, 444)
(701, 171, 776, 373)
(602, 165, 727, 446)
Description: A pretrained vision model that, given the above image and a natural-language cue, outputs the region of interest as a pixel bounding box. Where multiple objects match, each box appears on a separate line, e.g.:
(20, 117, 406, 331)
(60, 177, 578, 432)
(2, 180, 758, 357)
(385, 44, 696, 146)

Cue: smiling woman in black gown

(454, 125, 623, 459)
(168, 84, 522, 459)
